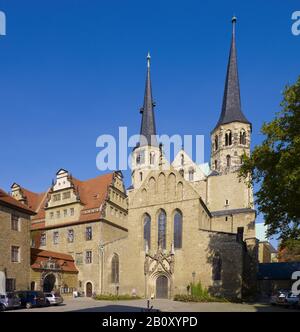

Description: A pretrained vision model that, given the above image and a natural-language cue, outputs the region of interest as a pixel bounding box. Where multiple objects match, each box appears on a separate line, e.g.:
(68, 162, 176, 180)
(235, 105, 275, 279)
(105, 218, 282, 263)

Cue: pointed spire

(213, 17, 251, 131)
(139, 52, 158, 147)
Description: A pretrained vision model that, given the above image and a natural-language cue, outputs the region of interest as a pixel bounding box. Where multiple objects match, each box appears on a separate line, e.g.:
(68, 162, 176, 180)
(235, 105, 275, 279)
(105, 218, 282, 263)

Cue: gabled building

(0, 188, 35, 293)
(12, 170, 128, 296)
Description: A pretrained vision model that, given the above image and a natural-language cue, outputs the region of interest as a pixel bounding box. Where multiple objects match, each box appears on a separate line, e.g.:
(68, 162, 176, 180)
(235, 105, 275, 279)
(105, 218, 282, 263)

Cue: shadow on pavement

(70, 305, 160, 312)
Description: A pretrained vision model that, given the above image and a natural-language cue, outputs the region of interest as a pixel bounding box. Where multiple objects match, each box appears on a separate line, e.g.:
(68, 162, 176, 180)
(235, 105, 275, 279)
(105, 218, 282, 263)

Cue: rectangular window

(53, 194, 61, 202)
(53, 231, 59, 244)
(11, 215, 19, 231)
(56, 211, 61, 218)
(63, 209, 68, 217)
(68, 229, 74, 243)
(50, 212, 54, 219)
(40, 232, 46, 246)
(6, 279, 16, 292)
(85, 251, 92, 264)
(11, 246, 20, 262)
(70, 208, 74, 216)
(75, 253, 83, 265)
(86, 226, 92, 241)
(63, 191, 71, 200)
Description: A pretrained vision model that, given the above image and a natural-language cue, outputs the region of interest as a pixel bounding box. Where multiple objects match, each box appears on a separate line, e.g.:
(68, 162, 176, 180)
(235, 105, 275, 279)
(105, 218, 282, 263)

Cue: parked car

(44, 292, 63, 306)
(270, 289, 289, 305)
(285, 292, 300, 308)
(0, 292, 21, 311)
(16, 291, 48, 309)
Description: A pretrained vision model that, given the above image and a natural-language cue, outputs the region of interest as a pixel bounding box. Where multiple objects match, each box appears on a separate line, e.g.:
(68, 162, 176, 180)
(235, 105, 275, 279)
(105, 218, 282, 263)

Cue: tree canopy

(240, 76, 300, 242)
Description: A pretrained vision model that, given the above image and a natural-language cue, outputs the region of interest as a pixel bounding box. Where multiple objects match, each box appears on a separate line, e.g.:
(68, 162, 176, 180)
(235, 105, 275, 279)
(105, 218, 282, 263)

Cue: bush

(174, 281, 227, 303)
(93, 294, 141, 301)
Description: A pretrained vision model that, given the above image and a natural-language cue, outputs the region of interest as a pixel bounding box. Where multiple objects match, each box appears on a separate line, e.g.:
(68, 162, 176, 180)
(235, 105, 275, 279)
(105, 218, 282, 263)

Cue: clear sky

(0, 1, 299, 245)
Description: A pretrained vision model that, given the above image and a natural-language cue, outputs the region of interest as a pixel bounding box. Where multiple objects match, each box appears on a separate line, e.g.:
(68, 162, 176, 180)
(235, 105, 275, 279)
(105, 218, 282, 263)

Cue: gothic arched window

(226, 155, 231, 167)
(150, 152, 155, 165)
(173, 210, 183, 249)
(158, 210, 167, 249)
(188, 168, 194, 181)
(111, 254, 119, 283)
(212, 253, 222, 281)
(181, 154, 184, 166)
(214, 135, 218, 151)
(143, 214, 151, 250)
(240, 131, 246, 145)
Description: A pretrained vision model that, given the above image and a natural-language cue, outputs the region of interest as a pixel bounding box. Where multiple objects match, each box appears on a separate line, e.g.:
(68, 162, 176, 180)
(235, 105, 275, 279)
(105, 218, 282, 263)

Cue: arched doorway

(156, 275, 168, 299)
(30, 281, 35, 291)
(86, 282, 93, 297)
(43, 274, 56, 292)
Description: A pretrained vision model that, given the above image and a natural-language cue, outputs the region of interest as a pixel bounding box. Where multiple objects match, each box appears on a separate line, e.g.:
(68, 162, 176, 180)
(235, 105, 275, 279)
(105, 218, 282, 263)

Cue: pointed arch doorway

(43, 273, 56, 292)
(156, 275, 168, 299)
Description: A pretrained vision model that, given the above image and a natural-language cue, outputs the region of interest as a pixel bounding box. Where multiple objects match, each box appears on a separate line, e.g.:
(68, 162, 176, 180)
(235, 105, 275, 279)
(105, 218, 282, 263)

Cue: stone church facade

(9, 18, 258, 300)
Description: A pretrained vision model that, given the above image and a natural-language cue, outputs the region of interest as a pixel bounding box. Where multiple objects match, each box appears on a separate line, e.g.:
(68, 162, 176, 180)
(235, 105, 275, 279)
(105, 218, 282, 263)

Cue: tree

(240, 76, 300, 242)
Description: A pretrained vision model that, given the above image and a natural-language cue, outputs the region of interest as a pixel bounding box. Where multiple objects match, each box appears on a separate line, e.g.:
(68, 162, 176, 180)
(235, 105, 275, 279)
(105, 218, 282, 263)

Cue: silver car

(44, 292, 64, 306)
(0, 292, 21, 311)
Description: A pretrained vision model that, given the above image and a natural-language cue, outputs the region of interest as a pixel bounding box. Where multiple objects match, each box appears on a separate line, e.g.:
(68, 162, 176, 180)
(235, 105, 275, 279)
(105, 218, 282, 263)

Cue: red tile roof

(0, 188, 36, 215)
(31, 248, 78, 273)
(16, 172, 115, 229)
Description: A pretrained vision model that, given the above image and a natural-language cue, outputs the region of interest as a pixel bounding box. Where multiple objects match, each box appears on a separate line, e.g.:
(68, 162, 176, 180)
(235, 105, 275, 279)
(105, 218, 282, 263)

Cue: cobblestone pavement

(6, 297, 299, 312)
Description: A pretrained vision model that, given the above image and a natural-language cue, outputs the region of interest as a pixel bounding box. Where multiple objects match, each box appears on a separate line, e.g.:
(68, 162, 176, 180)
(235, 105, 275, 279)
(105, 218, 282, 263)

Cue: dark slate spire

(139, 53, 158, 147)
(214, 17, 251, 131)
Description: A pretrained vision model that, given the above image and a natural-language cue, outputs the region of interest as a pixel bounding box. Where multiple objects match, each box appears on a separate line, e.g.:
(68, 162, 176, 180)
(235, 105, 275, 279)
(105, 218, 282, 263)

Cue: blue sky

(0, 1, 299, 244)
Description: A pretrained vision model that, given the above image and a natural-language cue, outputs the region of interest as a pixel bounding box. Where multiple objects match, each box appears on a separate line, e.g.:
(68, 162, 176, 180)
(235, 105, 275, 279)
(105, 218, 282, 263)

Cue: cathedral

(7, 18, 258, 300)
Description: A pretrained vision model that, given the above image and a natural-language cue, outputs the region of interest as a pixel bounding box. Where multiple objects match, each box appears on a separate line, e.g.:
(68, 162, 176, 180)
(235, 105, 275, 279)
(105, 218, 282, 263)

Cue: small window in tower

(215, 135, 218, 151)
(214, 160, 218, 170)
(225, 199, 229, 206)
(140, 172, 143, 181)
(225, 131, 232, 146)
(240, 130, 246, 145)
(225, 216, 228, 221)
(188, 168, 194, 181)
(150, 152, 155, 165)
(181, 154, 184, 166)
(226, 155, 231, 167)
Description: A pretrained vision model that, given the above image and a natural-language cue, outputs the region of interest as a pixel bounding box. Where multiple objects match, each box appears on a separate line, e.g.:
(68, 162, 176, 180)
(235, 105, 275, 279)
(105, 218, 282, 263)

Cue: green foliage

(240, 76, 300, 241)
(174, 281, 227, 303)
(279, 239, 300, 262)
(93, 294, 141, 301)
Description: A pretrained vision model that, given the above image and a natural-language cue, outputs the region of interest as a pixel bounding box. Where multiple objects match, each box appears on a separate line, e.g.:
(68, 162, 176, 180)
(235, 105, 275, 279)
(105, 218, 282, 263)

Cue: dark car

(0, 292, 21, 311)
(16, 291, 48, 309)
(270, 289, 290, 305)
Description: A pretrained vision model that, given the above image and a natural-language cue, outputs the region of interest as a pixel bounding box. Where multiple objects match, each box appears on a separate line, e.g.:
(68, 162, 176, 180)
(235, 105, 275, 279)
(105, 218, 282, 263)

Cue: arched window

(150, 152, 155, 165)
(173, 210, 183, 249)
(111, 254, 119, 283)
(214, 135, 218, 151)
(181, 154, 184, 166)
(214, 160, 218, 170)
(225, 131, 232, 146)
(158, 210, 166, 249)
(226, 155, 231, 167)
(212, 253, 222, 281)
(188, 168, 194, 181)
(240, 131, 246, 145)
(179, 169, 184, 177)
(143, 214, 151, 250)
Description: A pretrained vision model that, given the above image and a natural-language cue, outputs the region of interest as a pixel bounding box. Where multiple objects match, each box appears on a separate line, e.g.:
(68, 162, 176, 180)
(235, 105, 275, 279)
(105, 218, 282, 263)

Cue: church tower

(211, 17, 251, 175)
(131, 53, 161, 189)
